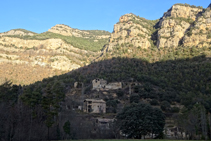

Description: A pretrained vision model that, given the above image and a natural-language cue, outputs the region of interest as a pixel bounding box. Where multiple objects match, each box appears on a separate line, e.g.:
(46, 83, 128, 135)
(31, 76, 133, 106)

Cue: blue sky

(0, 0, 209, 33)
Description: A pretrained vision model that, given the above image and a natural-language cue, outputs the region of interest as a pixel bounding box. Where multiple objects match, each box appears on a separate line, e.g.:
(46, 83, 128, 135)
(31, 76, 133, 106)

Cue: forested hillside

(1, 49, 211, 140)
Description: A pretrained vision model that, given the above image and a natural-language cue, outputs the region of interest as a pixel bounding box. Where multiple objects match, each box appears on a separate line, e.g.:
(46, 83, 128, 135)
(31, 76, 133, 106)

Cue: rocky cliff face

(0, 37, 88, 84)
(105, 3, 210, 50)
(98, 3, 211, 62)
(0, 36, 91, 70)
(107, 13, 157, 51)
(182, 4, 211, 47)
(49, 24, 110, 39)
(156, 4, 203, 48)
(48, 24, 88, 37)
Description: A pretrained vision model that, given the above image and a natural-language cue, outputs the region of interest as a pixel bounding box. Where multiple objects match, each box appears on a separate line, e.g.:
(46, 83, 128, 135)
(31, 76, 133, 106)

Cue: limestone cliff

(107, 13, 157, 50)
(48, 24, 110, 39)
(182, 4, 211, 47)
(156, 4, 203, 48)
(0, 36, 89, 84)
(96, 3, 211, 62)
(48, 24, 88, 37)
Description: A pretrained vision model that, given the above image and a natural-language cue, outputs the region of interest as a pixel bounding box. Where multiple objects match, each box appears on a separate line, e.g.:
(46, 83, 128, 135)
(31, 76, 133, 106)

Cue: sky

(0, 0, 210, 33)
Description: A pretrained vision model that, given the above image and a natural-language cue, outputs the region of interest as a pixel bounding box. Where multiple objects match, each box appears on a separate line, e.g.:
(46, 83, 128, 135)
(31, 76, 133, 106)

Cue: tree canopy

(116, 102, 165, 139)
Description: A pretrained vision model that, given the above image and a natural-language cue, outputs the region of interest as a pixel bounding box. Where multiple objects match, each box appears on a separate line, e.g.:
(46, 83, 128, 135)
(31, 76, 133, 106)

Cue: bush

(160, 101, 171, 111)
(207, 32, 211, 39)
(130, 93, 140, 103)
(150, 99, 159, 105)
(106, 100, 118, 113)
(171, 107, 180, 113)
(117, 103, 165, 139)
(116, 90, 124, 97)
(187, 30, 192, 37)
(106, 100, 118, 108)
(134, 85, 140, 93)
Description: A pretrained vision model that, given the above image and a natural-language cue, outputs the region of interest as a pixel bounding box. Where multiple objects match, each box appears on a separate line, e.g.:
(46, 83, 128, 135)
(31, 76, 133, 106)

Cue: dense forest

(1, 45, 211, 140)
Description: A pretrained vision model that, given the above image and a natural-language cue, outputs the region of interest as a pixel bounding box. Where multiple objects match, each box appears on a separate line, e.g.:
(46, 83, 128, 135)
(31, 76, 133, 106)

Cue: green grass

(56, 139, 202, 141)
(82, 30, 111, 36)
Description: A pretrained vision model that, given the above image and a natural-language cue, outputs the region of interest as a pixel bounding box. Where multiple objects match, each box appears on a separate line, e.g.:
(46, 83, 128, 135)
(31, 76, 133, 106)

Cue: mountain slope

(1, 3, 211, 85)
(0, 25, 110, 84)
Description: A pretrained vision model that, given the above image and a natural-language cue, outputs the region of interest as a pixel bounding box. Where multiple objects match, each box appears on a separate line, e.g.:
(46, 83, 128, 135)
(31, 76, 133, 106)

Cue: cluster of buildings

(72, 78, 185, 139)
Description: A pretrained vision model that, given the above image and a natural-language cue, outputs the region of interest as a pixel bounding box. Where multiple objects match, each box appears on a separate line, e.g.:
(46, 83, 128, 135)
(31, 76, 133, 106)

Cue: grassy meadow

(56, 139, 202, 141)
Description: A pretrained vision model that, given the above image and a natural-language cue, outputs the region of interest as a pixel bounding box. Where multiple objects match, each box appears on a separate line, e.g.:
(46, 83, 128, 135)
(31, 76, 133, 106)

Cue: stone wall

(92, 79, 122, 90)
(83, 99, 106, 113)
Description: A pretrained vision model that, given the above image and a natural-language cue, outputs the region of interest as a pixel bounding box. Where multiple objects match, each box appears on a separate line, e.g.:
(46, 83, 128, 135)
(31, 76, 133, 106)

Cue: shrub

(160, 101, 171, 111)
(134, 85, 140, 93)
(207, 32, 211, 39)
(187, 30, 193, 37)
(116, 90, 124, 97)
(171, 107, 180, 113)
(150, 99, 159, 105)
(130, 93, 140, 103)
(106, 100, 118, 113)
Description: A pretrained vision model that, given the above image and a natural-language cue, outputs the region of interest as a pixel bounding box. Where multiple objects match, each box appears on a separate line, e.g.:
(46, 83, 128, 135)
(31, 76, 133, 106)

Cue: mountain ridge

(0, 2, 211, 85)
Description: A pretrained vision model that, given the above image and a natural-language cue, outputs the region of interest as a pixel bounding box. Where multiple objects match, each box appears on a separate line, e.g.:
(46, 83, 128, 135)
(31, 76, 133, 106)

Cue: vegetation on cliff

(4, 31, 109, 52)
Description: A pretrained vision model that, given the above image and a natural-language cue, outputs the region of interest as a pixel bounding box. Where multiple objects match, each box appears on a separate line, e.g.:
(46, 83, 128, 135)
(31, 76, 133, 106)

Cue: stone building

(92, 78, 122, 90)
(105, 82, 122, 90)
(83, 99, 106, 113)
(92, 79, 107, 89)
(165, 127, 186, 139)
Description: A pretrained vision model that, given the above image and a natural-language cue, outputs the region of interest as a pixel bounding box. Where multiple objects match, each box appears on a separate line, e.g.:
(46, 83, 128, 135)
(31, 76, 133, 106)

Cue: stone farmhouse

(83, 99, 106, 113)
(92, 78, 122, 90)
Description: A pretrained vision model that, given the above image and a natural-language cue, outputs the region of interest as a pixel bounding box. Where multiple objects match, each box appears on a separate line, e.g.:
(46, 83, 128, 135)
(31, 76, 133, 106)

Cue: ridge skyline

(0, 1, 209, 33)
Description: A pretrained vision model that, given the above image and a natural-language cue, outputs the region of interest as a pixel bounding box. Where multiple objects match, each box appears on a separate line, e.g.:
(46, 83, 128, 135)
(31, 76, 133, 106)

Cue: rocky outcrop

(157, 4, 203, 48)
(0, 36, 89, 52)
(0, 36, 92, 71)
(107, 13, 156, 50)
(48, 24, 110, 39)
(0, 29, 36, 36)
(160, 4, 203, 21)
(106, 3, 210, 50)
(182, 5, 211, 47)
(48, 24, 88, 37)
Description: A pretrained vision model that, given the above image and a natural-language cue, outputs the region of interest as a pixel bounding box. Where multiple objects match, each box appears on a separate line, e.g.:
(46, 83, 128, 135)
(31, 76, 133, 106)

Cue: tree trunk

(201, 106, 207, 140)
(48, 127, 50, 141)
(29, 109, 32, 141)
(208, 112, 211, 140)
